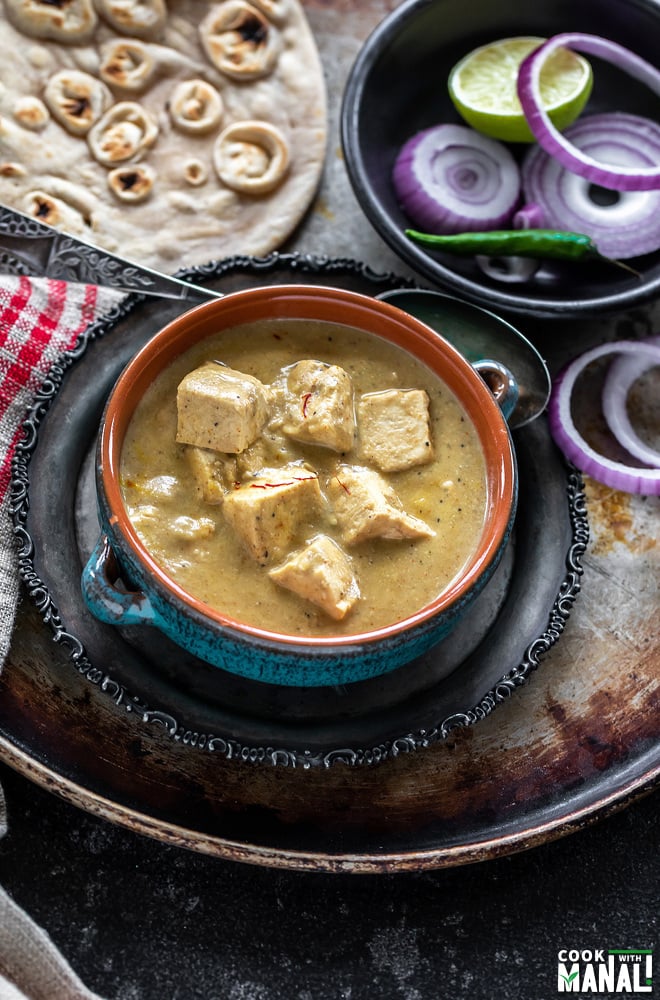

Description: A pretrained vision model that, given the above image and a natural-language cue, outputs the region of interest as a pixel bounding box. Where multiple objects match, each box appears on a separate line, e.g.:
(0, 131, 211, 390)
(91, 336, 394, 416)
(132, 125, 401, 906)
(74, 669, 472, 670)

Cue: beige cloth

(0, 787, 105, 1000)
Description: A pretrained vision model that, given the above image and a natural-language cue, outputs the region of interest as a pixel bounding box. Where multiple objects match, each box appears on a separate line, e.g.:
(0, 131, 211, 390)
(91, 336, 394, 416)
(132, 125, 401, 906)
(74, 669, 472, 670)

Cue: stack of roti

(0, 0, 327, 271)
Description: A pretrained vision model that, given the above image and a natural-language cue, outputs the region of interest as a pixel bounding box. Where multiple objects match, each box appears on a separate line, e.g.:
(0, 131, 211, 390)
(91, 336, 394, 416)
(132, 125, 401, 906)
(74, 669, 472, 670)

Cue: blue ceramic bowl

(82, 285, 517, 687)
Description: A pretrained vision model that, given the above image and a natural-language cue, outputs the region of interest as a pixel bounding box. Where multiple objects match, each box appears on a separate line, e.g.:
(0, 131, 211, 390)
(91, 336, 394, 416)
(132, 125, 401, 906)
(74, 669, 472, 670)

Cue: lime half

(448, 36, 593, 143)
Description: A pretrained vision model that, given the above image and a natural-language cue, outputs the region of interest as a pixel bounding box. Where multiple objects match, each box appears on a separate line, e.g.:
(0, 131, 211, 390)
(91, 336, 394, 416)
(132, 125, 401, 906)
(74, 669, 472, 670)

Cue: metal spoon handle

(0, 203, 222, 303)
(377, 288, 551, 429)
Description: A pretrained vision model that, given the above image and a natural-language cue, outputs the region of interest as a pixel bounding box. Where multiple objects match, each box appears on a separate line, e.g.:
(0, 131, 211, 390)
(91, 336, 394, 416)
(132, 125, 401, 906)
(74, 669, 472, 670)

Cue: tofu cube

(176, 363, 269, 454)
(268, 535, 360, 621)
(327, 464, 435, 545)
(185, 446, 238, 504)
(222, 466, 324, 565)
(358, 389, 433, 472)
(280, 360, 355, 452)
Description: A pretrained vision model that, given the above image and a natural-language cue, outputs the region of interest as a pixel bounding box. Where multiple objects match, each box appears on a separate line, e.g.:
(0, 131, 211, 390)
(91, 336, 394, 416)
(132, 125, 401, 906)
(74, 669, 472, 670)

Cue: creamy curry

(119, 318, 488, 637)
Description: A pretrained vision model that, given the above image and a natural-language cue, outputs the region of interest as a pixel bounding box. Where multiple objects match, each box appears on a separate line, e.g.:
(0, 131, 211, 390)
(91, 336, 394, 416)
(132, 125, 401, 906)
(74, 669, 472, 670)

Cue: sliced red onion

(392, 124, 520, 233)
(517, 33, 660, 192)
(474, 197, 545, 285)
(601, 335, 660, 467)
(521, 113, 660, 258)
(549, 340, 660, 495)
(475, 200, 545, 284)
(512, 202, 546, 230)
(475, 254, 540, 283)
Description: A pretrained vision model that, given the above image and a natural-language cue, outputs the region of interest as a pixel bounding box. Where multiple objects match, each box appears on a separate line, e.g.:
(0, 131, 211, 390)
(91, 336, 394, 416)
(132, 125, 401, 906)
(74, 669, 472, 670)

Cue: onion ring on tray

(517, 33, 660, 192)
(601, 335, 660, 468)
(548, 340, 660, 495)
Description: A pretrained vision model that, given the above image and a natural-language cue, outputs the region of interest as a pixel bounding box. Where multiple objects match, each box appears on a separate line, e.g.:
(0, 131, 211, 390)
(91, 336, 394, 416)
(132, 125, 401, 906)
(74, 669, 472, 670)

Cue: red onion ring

(474, 254, 539, 283)
(601, 335, 660, 468)
(549, 341, 660, 495)
(512, 202, 546, 230)
(392, 124, 521, 233)
(520, 113, 660, 258)
(475, 201, 543, 283)
(517, 33, 660, 192)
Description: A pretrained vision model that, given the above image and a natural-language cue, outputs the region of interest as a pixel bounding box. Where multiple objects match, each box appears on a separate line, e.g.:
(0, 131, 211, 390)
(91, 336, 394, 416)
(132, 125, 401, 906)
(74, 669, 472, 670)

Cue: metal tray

(2, 255, 652, 872)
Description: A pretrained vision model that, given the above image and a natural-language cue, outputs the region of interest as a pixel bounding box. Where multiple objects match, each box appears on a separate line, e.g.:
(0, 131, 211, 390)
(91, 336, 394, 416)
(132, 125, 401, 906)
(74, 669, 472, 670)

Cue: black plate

(340, 0, 660, 318)
(10, 254, 586, 767)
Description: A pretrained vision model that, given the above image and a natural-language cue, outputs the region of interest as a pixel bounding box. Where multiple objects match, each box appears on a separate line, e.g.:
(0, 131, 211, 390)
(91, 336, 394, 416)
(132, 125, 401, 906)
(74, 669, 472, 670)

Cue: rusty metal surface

(0, 0, 658, 872)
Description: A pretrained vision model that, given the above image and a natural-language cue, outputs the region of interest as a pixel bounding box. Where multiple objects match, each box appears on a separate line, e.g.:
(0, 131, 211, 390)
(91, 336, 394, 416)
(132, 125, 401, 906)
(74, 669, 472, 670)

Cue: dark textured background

(1, 762, 657, 1000)
(1, 3, 659, 995)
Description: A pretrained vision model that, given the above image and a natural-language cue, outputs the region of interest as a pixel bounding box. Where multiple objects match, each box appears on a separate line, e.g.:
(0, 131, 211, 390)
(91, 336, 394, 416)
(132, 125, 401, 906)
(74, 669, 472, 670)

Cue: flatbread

(0, 0, 327, 272)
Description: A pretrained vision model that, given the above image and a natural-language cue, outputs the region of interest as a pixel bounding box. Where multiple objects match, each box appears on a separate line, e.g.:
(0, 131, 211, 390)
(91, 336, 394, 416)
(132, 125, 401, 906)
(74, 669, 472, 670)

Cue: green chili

(405, 228, 641, 276)
(405, 228, 602, 260)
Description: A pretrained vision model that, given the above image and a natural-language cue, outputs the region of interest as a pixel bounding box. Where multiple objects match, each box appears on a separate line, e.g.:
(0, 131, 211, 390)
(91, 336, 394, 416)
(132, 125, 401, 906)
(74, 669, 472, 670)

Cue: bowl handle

(81, 534, 155, 626)
(473, 359, 519, 423)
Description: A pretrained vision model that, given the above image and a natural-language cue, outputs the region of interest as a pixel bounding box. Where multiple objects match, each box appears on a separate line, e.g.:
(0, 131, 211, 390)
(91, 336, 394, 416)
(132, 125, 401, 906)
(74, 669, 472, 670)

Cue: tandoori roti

(0, 0, 327, 270)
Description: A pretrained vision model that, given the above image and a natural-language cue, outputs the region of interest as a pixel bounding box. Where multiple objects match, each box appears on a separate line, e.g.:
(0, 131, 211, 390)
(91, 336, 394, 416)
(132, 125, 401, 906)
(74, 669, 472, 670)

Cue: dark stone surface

(0, 762, 657, 1000)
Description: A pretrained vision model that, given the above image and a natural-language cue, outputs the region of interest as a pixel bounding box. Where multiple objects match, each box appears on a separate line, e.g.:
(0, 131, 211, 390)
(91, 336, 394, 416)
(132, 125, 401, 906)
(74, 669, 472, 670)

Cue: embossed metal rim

(9, 252, 589, 769)
(0, 731, 658, 873)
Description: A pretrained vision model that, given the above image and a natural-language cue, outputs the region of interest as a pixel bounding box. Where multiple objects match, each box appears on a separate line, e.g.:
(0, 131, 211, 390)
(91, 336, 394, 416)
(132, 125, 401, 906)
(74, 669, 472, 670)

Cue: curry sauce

(119, 318, 488, 637)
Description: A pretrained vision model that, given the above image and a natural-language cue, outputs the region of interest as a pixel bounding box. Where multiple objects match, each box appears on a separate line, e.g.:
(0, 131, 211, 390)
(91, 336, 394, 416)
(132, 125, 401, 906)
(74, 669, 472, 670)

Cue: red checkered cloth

(0, 275, 120, 671)
(0, 276, 119, 1000)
